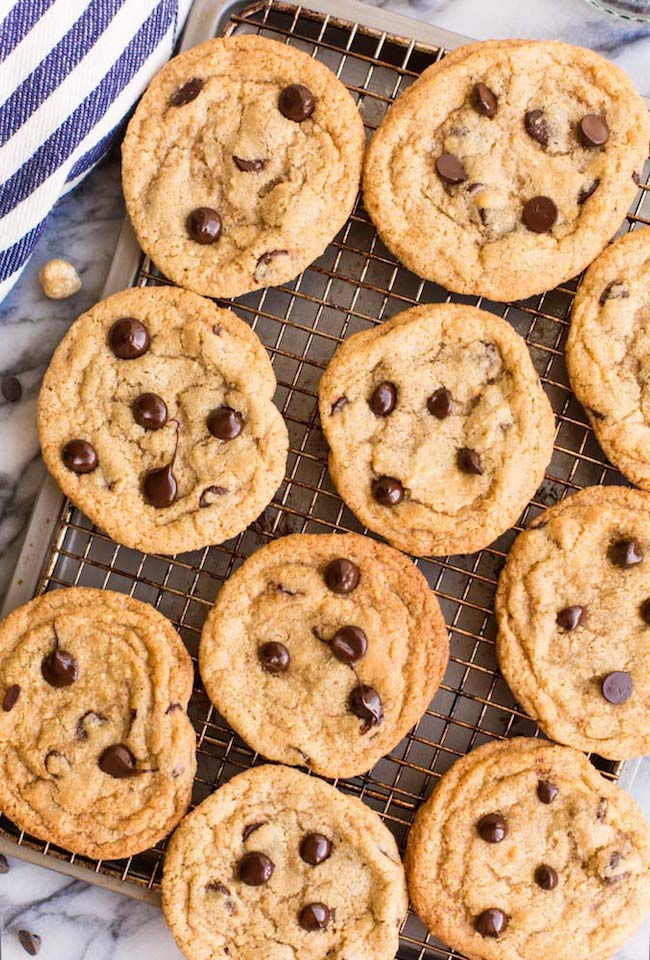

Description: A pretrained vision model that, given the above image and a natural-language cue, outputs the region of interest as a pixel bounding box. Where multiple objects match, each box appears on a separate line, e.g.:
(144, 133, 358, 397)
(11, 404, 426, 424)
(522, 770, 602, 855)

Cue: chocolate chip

(143, 462, 177, 508)
(75, 710, 106, 740)
(279, 84, 315, 122)
(599, 281, 629, 306)
(254, 249, 289, 283)
(458, 447, 483, 475)
(601, 671, 633, 704)
(370, 381, 397, 417)
(524, 110, 549, 147)
(187, 207, 222, 244)
(199, 485, 228, 507)
(165, 703, 182, 715)
(62, 439, 98, 474)
(208, 406, 244, 441)
(98, 744, 138, 778)
(371, 476, 404, 506)
(474, 909, 508, 938)
(477, 813, 508, 843)
(641, 599, 650, 624)
(608, 538, 643, 567)
(133, 393, 167, 430)
(471, 82, 497, 117)
(0, 853, 9, 873)
(2, 684, 20, 712)
(44, 750, 70, 778)
(580, 114, 609, 148)
(597, 797, 608, 820)
(258, 641, 290, 674)
(556, 605, 585, 630)
(535, 864, 558, 890)
(324, 558, 360, 595)
(170, 77, 204, 106)
(238, 851, 274, 886)
(522, 196, 558, 233)
(243, 821, 266, 841)
(1, 375, 21, 403)
(109, 318, 150, 359)
(42, 647, 77, 688)
(300, 833, 332, 865)
(436, 153, 467, 185)
(348, 684, 383, 730)
(233, 156, 266, 172)
(330, 626, 367, 665)
(578, 179, 600, 205)
(205, 881, 235, 914)
(537, 779, 558, 804)
(17, 930, 41, 956)
(427, 387, 452, 419)
(330, 396, 348, 415)
(299, 902, 331, 931)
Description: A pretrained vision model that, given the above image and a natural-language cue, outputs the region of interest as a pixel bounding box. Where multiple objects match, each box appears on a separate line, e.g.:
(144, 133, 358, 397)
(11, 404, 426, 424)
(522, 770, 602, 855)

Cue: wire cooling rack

(2, 1, 649, 957)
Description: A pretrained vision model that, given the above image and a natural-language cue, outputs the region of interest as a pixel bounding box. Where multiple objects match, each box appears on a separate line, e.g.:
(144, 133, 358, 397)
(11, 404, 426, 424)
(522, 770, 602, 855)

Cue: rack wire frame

(2, 2, 650, 957)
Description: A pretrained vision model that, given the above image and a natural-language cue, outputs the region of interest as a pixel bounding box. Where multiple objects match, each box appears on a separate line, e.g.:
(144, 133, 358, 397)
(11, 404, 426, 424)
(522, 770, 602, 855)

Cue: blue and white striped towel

(0, 0, 194, 303)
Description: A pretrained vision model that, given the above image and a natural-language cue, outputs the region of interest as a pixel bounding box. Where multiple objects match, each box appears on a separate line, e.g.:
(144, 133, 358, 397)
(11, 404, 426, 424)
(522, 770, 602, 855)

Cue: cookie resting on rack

(496, 485, 650, 759)
(199, 532, 448, 778)
(38, 285, 288, 554)
(122, 34, 365, 298)
(363, 39, 649, 302)
(406, 737, 650, 960)
(162, 764, 408, 960)
(0, 588, 196, 860)
(318, 303, 555, 557)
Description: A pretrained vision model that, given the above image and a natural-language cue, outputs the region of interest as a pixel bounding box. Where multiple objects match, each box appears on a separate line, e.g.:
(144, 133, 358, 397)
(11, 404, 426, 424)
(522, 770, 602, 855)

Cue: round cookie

(0, 588, 196, 859)
(496, 486, 650, 759)
(406, 737, 650, 960)
(162, 764, 407, 960)
(363, 39, 649, 302)
(199, 532, 448, 778)
(567, 227, 650, 489)
(38, 285, 288, 554)
(318, 303, 555, 557)
(122, 35, 365, 298)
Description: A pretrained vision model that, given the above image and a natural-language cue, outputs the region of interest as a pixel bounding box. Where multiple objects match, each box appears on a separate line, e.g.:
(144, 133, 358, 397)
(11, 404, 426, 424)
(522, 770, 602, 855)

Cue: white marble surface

(1, 0, 649, 957)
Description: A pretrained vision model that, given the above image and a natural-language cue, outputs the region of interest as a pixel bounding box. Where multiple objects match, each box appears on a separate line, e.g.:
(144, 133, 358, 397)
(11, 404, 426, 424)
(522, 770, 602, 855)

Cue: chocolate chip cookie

(38, 285, 288, 554)
(496, 486, 650, 759)
(0, 588, 196, 859)
(162, 764, 407, 960)
(318, 303, 555, 557)
(199, 532, 448, 777)
(406, 737, 650, 960)
(364, 39, 649, 302)
(122, 35, 365, 298)
(567, 227, 650, 489)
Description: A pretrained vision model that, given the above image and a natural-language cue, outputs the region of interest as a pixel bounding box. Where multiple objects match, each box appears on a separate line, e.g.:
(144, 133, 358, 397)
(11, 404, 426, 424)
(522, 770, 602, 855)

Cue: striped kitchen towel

(0, 0, 194, 303)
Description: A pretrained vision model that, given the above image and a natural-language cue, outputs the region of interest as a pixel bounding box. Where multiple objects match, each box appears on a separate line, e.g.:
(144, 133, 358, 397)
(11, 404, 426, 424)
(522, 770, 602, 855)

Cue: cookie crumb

(39, 258, 81, 300)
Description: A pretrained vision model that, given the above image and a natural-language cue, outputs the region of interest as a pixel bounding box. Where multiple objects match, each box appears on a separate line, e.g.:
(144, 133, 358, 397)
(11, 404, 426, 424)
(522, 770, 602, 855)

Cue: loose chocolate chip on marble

(109, 318, 150, 359)
(42, 647, 77, 688)
(233, 156, 266, 172)
(143, 462, 177, 508)
(279, 84, 315, 122)
(258, 641, 290, 674)
(601, 671, 633, 704)
(208, 406, 245, 441)
(580, 114, 609, 148)
(98, 743, 138, 778)
(474, 909, 508, 938)
(427, 387, 453, 419)
(133, 392, 168, 431)
(330, 396, 348, 415)
(477, 813, 508, 843)
(300, 833, 332, 865)
(348, 684, 383, 730)
(372, 476, 404, 506)
(170, 77, 205, 106)
(578, 179, 600, 205)
(299, 902, 332, 931)
(537, 779, 558, 804)
(522, 196, 558, 233)
(330, 626, 368, 665)
(608, 538, 643, 567)
(0, 853, 9, 873)
(324, 557, 360, 595)
(243, 821, 266, 841)
(76, 710, 107, 740)
(187, 207, 222, 244)
(458, 447, 483, 475)
(370, 381, 397, 417)
(524, 110, 550, 147)
(17, 930, 41, 956)
(199, 485, 228, 508)
(641, 599, 650, 624)
(2, 684, 20, 712)
(239, 851, 274, 886)
(556, 605, 585, 630)
(598, 281, 629, 306)
(62, 439, 98, 474)
(1, 375, 21, 403)
(471, 82, 497, 117)
(436, 153, 467, 185)
(535, 864, 559, 890)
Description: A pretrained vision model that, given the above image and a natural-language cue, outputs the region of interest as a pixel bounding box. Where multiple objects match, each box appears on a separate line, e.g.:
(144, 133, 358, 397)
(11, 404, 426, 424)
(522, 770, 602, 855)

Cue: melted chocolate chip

(2, 376, 21, 403)
(2, 684, 20, 712)
(143, 462, 177, 508)
(17, 930, 41, 956)
(608, 538, 643, 567)
(165, 703, 182, 715)
(324, 557, 360, 595)
(474, 909, 508, 938)
(471, 82, 497, 117)
(556, 605, 585, 630)
(524, 109, 549, 147)
(300, 833, 332, 865)
(133, 393, 167, 430)
(436, 153, 467, 185)
(75, 710, 106, 740)
(601, 671, 633, 704)
(279, 84, 315, 122)
(372, 476, 404, 506)
(238, 851, 274, 886)
(199, 485, 228, 507)
(599, 280, 629, 306)
(330, 626, 367, 665)
(641, 599, 650, 624)
(537, 779, 558, 804)
(535, 864, 558, 890)
(44, 749, 70, 778)
(109, 318, 150, 359)
(41, 648, 77, 688)
(578, 179, 600, 205)
(348, 684, 383, 730)
(243, 821, 266, 841)
(98, 744, 137, 778)
(458, 447, 483, 475)
(427, 387, 453, 419)
(330, 396, 348, 415)
(477, 813, 508, 843)
(258, 641, 290, 674)
(170, 77, 204, 106)
(233, 156, 266, 172)
(187, 207, 222, 244)
(580, 114, 609, 148)
(62, 439, 97, 474)
(205, 881, 235, 913)
(522, 196, 558, 233)
(299, 902, 331, 931)
(597, 797, 608, 820)
(254, 249, 289, 283)
(370, 381, 397, 417)
(208, 406, 245, 441)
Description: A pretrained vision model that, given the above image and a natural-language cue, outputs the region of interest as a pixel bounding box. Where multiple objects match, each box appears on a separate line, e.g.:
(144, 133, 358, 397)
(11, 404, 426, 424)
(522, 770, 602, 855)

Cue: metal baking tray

(2, 1, 649, 957)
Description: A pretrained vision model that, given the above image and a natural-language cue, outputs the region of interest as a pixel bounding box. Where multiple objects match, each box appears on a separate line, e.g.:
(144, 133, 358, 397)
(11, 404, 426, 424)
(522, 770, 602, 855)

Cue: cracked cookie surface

(122, 35, 365, 298)
(38, 285, 288, 554)
(199, 533, 448, 778)
(406, 738, 650, 960)
(363, 39, 649, 302)
(162, 764, 407, 960)
(318, 303, 555, 557)
(496, 486, 650, 759)
(567, 227, 650, 489)
(0, 588, 196, 859)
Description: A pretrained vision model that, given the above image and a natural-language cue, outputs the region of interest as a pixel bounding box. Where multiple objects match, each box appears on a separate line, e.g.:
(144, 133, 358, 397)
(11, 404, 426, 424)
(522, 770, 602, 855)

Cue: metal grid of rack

(2, 2, 649, 957)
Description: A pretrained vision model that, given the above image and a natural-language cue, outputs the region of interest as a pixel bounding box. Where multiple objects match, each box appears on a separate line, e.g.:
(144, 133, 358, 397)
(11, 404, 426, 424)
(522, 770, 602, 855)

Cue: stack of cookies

(4, 28, 650, 960)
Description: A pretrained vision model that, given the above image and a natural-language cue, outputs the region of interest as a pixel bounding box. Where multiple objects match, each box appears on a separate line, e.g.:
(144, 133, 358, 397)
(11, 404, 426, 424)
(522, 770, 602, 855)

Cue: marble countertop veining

(1, 0, 649, 957)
